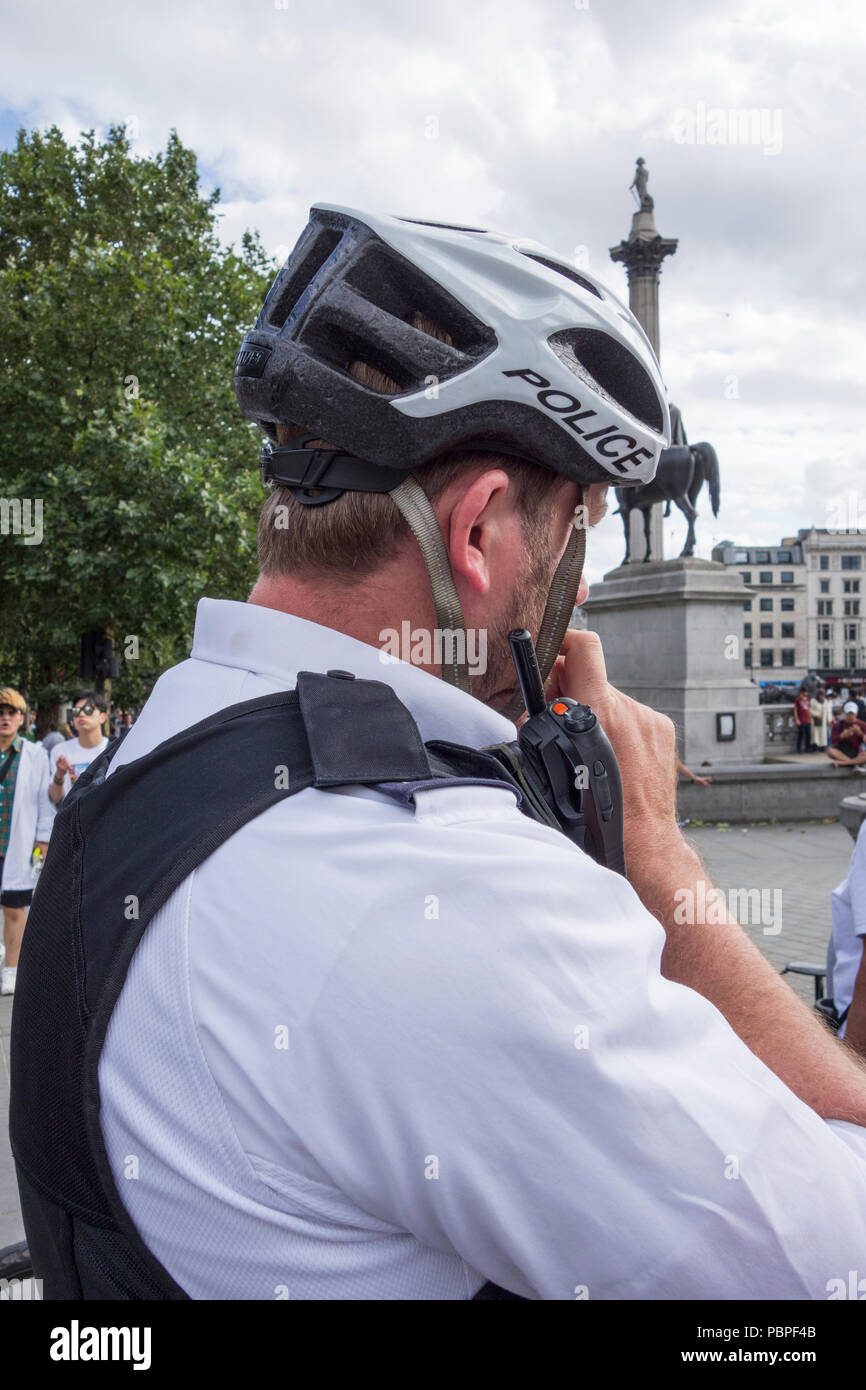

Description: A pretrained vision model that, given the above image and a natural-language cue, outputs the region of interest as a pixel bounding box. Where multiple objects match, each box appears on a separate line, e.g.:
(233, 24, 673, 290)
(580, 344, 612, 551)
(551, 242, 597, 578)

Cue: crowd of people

(0, 686, 134, 995)
(794, 684, 866, 768)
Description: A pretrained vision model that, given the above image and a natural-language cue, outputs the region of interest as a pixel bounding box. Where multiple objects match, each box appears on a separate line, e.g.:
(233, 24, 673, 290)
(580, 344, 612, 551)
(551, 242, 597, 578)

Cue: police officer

(14, 207, 866, 1299)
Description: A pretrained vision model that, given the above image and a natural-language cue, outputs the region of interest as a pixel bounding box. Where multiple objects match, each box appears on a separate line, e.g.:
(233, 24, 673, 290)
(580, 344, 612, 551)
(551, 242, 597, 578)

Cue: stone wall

(677, 763, 864, 824)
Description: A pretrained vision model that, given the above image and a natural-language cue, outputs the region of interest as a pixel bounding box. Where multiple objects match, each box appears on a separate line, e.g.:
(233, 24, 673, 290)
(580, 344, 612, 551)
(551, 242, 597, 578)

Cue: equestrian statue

(615, 404, 720, 562)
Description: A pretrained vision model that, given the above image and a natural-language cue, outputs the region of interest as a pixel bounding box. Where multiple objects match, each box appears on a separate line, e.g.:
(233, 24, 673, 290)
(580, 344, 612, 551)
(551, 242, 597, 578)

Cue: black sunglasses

(69, 703, 98, 719)
(0, 705, 23, 718)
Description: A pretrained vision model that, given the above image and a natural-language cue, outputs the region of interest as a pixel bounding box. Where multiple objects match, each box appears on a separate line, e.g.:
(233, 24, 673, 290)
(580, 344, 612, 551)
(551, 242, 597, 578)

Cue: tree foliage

(0, 124, 275, 719)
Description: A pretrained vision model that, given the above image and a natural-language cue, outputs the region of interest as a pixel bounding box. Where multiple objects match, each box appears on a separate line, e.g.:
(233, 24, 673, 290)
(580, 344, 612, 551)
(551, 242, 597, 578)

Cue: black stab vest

(10, 671, 529, 1300)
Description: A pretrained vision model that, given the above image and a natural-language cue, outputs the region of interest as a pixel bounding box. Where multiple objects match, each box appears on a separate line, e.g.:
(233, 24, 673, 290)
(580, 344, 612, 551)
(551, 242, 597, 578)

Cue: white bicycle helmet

(235, 205, 670, 702)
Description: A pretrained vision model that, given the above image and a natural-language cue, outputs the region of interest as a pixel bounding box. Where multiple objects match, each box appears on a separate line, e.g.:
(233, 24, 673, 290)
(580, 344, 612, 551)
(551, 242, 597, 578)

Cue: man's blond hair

(257, 314, 559, 580)
(0, 686, 27, 714)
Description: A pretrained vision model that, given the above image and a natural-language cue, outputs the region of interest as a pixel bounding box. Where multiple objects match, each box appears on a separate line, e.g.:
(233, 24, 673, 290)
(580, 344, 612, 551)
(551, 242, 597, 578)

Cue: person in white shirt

(0, 687, 52, 995)
(831, 820, 866, 1056)
(38, 207, 866, 1299)
(47, 691, 109, 805)
(811, 688, 830, 751)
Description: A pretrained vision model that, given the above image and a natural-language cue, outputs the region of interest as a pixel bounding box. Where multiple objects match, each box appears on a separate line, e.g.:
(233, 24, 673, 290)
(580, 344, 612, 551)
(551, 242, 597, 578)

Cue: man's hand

(545, 628, 683, 881)
(49, 755, 72, 804)
(546, 628, 866, 1127)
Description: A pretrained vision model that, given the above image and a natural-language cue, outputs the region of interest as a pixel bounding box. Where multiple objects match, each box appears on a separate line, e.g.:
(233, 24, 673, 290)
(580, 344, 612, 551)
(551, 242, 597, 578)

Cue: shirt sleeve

(34, 745, 55, 841)
(292, 807, 866, 1300)
(848, 822, 866, 939)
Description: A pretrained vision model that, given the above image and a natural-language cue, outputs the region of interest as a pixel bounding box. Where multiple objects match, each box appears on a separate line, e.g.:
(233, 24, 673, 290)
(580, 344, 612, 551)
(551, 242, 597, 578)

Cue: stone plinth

(583, 556, 763, 766)
(840, 793, 866, 842)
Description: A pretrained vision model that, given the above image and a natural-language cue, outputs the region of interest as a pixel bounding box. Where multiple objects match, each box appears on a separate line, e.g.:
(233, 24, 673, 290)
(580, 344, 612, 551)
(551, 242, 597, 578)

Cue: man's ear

(442, 469, 519, 597)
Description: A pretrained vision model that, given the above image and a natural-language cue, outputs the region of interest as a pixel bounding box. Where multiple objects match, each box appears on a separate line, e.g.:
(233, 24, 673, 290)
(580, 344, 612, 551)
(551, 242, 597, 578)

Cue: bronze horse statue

(615, 405, 720, 562)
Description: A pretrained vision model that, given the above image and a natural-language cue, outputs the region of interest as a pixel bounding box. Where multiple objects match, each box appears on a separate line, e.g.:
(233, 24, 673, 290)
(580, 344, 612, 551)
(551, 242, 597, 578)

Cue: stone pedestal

(583, 557, 763, 767)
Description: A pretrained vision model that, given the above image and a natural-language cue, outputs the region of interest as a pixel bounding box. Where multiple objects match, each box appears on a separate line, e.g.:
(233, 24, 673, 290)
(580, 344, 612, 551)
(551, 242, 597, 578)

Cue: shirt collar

(191, 597, 517, 748)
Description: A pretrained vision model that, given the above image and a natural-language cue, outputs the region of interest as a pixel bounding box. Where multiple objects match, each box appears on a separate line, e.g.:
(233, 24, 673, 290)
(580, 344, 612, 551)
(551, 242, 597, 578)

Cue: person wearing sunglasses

(0, 687, 52, 995)
(47, 692, 109, 806)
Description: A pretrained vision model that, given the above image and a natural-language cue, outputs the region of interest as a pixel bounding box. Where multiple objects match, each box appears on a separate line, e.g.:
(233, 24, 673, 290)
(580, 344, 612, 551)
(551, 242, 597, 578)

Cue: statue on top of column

(629, 156, 654, 212)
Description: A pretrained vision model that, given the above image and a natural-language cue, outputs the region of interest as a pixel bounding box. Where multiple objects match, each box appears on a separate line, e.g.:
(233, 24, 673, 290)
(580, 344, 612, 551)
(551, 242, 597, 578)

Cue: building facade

(798, 527, 865, 676)
(712, 538, 806, 679)
(713, 530, 866, 682)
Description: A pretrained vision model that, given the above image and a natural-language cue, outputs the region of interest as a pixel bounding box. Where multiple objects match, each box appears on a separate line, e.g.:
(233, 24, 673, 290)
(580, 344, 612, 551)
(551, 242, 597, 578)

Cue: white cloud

(2, 0, 864, 577)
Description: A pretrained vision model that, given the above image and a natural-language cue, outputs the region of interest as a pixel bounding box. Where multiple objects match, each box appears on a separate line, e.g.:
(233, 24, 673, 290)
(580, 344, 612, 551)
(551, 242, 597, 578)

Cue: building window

(820, 555, 829, 570)
(819, 648, 831, 668)
(781, 649, 795, 666)
(817, 600, 834, 616)
(777, 550, 792, 563)
(756, 551, 771, 563)
(842, 556, 862, 570)
(844, 579, 861, 593)
(760, 623, 773, 638)
(780, 571, 794, 583)
(844, 600, 861, 616)
(759, 597, 773, 611)
(846, 649, 859, 667)
(759, 571, 773, 583)
(739, 571, 752, 584)
(744, 623, 752, 638)
(743, 599, 752, 612)
(744, 647, 753, 667)
(820, 579, 831, 593)
(818, 623, 831, 641)
(781, 597, 795, 611)
(781, 622, 794, 638)
(845, 623, 859, 642)
(760, 650, 774, 667)
(733, 550, 750, 563)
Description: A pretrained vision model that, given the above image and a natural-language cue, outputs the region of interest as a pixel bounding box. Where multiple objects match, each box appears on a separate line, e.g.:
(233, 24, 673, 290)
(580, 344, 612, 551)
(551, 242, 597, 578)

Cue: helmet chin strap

(389, 476, 472, 694)
(389, 477, 586, 718)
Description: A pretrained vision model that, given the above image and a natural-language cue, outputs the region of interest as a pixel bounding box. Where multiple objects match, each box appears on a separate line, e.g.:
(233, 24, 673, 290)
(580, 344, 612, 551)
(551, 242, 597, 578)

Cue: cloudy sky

(2, 0, 864, 581)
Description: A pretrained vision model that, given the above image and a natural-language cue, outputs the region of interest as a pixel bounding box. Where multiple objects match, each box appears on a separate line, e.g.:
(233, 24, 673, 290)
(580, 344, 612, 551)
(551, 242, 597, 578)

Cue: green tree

(0, 124, 275, 727)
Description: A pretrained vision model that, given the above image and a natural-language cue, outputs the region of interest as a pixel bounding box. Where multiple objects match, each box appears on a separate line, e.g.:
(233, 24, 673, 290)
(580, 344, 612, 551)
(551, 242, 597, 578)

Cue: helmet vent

(264, 228, 343, 329)
(302, 317, 416, 394)
(548, 328, 665, 433)
(344, 245, 496, 360)
(396, 218, 488, 233)
(520, 252, 603, 301)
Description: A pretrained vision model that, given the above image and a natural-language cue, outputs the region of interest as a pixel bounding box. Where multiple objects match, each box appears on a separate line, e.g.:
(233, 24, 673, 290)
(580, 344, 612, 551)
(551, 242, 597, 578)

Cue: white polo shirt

(100, 597, 866, 1300)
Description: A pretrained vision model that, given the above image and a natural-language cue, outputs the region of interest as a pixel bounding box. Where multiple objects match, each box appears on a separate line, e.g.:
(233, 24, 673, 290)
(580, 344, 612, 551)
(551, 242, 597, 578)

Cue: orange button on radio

(552, 702, 569, 715)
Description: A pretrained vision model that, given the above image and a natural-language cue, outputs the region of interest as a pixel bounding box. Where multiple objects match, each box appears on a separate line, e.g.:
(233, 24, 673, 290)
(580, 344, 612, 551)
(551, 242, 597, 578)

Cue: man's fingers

(557, 629, 610, 709)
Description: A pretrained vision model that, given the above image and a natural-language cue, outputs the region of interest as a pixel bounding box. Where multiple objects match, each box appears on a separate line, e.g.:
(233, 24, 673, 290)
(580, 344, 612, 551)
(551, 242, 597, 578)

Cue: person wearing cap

(0, 687, 52, 995)
(827, 701, 866, 769)
(14, 208, 866, 1301)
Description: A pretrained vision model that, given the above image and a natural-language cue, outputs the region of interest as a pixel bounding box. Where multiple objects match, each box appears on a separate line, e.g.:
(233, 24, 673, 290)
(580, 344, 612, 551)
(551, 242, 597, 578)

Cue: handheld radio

(485, 630, 626, 876)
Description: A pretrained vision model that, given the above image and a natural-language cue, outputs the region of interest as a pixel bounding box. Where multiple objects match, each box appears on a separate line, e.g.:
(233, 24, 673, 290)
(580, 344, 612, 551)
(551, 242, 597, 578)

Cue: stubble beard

(470, 519, 563, 711)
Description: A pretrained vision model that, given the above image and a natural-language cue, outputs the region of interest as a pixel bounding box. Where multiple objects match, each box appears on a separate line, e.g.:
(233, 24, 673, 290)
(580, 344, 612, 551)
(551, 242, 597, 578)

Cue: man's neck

(248, 565, 439, 669)
(0, 731, 19, 753)
(77, 728, 105, 750)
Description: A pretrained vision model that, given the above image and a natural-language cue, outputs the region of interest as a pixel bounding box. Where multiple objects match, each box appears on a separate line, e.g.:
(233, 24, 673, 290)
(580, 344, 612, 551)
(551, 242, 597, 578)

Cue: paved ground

(0, 819, 856, 1250)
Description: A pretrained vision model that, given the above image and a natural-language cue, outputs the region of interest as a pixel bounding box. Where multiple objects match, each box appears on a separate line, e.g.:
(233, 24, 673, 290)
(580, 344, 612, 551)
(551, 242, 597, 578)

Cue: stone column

(609, 165, 677, 561)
